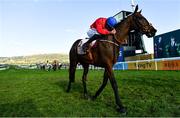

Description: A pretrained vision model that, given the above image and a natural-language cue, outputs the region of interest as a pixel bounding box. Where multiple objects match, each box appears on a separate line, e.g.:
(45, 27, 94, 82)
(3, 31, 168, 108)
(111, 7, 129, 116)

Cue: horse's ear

(134, 5, 138, 13)
(139, 9, 142, 13)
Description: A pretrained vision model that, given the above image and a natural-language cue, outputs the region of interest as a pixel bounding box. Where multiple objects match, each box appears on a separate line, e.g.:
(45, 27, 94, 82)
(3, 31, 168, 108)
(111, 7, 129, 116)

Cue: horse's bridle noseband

(132, 15, 152, 34)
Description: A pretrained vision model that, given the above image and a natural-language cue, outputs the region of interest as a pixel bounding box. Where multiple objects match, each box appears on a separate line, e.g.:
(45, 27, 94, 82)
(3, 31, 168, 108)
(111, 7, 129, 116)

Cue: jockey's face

(106, 22, 114, 31)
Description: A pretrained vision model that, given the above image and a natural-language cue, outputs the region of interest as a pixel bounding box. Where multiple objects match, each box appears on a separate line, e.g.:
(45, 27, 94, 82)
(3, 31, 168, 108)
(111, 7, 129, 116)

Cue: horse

(67, 5, 157, 113)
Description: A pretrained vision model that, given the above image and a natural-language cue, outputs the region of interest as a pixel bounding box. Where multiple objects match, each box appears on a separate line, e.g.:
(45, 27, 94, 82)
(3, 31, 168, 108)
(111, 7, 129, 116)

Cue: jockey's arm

(96, 24, 110, 35)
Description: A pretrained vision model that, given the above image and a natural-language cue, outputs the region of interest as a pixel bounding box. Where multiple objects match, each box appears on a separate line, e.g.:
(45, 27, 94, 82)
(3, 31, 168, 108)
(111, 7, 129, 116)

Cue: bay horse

(67, 5, 157, 113)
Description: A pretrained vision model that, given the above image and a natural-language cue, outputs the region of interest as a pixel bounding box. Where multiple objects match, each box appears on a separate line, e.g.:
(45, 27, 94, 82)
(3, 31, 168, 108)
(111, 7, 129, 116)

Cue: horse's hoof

(84, 94, 93, 101)
(117, 107, 127, 114)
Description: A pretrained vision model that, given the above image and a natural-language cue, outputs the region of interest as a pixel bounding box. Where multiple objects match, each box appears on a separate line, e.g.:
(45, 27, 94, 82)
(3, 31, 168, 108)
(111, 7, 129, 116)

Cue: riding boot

(83, 35, 102, 52)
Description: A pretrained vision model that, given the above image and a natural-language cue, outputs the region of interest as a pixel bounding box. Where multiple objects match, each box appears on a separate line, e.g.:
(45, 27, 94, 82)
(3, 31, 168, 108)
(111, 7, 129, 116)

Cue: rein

(99, 40, 119, 47)
(99, 36, 120, 64)
(113, 34, 122, 46)
(98, 33, 122, 47)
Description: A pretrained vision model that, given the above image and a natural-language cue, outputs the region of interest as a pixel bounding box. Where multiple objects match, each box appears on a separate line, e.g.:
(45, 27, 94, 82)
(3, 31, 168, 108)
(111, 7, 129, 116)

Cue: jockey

(83, 17, 118, 51)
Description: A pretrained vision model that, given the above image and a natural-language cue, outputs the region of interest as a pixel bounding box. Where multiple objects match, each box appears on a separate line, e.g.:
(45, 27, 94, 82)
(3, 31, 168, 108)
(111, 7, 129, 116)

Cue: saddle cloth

(77, 38, 96, 55)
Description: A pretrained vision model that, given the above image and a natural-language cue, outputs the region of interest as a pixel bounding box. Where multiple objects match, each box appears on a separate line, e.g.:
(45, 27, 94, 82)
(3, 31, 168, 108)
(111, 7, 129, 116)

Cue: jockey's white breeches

(87, 28, 100, 38)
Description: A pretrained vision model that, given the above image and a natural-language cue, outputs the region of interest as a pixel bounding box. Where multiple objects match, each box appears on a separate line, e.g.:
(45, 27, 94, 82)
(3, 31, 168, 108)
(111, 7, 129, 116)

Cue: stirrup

(82, 45, 89, 53)
(82, 43, 88, 49)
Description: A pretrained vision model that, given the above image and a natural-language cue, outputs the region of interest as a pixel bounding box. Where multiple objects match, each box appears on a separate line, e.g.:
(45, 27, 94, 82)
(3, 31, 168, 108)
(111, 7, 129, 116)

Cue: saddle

(77, 38, 96, 55)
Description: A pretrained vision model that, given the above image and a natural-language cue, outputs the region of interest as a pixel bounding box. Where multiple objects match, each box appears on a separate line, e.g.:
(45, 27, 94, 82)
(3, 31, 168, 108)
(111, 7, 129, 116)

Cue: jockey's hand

(110, 29, 116, 34)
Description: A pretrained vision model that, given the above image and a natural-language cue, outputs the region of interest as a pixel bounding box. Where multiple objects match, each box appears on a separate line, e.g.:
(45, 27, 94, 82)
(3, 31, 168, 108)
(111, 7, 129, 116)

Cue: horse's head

(131, 5, 157, 38)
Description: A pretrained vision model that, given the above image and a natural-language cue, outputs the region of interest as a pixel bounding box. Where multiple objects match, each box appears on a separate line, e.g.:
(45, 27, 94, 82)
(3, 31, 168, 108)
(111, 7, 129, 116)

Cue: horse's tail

(69, 39, 81, 82)
(67, 39, 81, 92)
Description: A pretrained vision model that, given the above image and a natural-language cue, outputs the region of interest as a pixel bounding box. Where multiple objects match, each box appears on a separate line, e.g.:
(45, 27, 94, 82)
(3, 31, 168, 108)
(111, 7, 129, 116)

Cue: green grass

(0, 68, 179, 117)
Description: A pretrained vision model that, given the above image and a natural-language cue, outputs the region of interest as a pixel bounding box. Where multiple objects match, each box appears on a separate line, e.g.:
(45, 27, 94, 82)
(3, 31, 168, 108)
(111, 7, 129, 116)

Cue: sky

(0, 0, 180, 57)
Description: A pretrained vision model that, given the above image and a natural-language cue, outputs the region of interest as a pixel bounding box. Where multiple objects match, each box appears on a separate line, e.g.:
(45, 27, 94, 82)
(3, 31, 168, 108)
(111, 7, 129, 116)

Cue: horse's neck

(115, 16, 132, 44)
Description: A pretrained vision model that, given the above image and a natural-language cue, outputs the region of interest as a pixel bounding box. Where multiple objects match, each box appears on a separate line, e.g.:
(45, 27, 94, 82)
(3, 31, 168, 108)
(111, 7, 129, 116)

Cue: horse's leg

(82, 64, 89, 98)
(92, 69, 108, 100)
(106, 66, 126, 113)
(66, 61, 77, 92)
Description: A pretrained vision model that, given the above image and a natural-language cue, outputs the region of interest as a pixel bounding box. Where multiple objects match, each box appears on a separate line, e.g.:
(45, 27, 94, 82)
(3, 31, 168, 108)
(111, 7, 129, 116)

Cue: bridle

(132, 14, 152, 34)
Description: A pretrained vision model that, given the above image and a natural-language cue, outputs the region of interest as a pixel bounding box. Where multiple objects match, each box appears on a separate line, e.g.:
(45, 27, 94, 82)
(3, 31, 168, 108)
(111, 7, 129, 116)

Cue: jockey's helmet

(106, 17, 117, 28)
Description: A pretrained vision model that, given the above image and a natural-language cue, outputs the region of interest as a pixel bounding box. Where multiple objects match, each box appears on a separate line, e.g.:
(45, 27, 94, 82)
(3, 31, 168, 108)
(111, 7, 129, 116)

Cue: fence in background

(0, 64, 9, 70)
(1, 57, 180, 71)
(113, 57, 180, 70)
